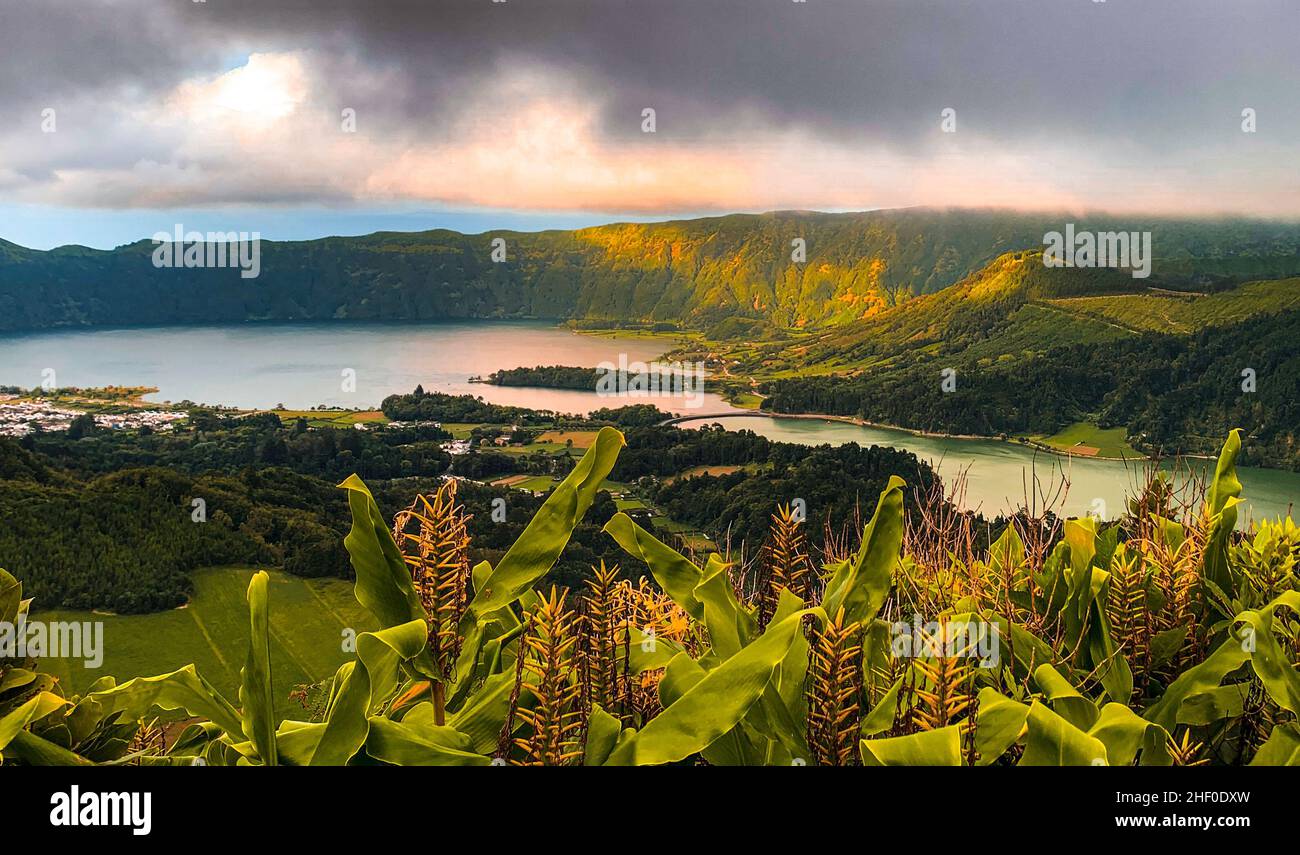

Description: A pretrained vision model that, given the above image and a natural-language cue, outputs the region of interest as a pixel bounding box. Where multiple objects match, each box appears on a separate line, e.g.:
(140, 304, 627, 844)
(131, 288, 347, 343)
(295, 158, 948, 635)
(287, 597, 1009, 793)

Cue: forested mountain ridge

(754, 257, 1300, 468)
(733, 251, 1300, 378)
(4, 209, 1300, 333)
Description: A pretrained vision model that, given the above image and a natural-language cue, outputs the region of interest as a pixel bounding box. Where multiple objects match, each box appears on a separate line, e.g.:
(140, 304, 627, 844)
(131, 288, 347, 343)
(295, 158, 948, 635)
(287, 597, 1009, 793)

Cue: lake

(0, 320, 740, 415)
(1, 320, 1295, 521)
(675, 414, 1299, 524)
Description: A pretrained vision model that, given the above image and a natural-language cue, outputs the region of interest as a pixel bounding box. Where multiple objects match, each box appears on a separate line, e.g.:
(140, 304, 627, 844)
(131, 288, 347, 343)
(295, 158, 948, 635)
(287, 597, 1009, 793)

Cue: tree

(66, 414, 97, 440)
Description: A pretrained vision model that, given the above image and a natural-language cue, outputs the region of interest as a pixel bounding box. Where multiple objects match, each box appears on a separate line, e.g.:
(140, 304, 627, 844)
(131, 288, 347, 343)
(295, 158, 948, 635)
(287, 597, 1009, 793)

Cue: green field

(1031, 422, 1140, 459)
(440, 422, 492, 439)
(266, 409, 388, 428)
(726, 391, 764, 410)
(1048, 277, 1300, 335)
(35, 566, 377, 718)
(510, 475, 563, 492)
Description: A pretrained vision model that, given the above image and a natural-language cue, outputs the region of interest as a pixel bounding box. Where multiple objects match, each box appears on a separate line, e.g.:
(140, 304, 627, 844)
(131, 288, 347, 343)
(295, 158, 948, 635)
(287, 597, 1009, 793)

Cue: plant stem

(432, 681, 446, 726)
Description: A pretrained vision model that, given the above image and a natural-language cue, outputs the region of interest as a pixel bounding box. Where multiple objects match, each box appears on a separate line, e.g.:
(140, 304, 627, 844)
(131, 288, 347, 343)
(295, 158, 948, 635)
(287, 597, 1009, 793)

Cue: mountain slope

(4, 209, 1300, 333)
(752, 259, 1300, 467)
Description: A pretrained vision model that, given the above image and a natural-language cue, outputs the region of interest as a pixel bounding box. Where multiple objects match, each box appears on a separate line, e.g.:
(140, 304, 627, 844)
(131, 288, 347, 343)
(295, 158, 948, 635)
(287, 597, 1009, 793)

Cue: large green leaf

(1250, 723, 1300, 766)
(87, 666, 243, 738)
(304, 618, 430, 765)
(470, 426, 625, 617)
(0, 567, 21, 626)
(3, 729, 94, 765)
(1203, 429, 1243, 599)
(1143, 636, 1249, 731)
(822, 476, 904, 627)
(448, 669, 519, 755)
(1145, 591, 1300, 729)
(1019, 701, 1107, 766)
(583, 704, 625, 767)
(861, 725, 963, 766)
(602, 512, 705, 620)
(694, 554, 757, 660)
(0, 691, 66, 757)
(1234, 590, 1300, 716)
(239, 571, 278, 766)
(862, 677, 905, 739)
(1088, 703, 1171, 766)
(603, 609, 813, 766)
(339, 474, 428, 631)
(1034, 664, 1099, 730)
(973, 688, 1030, 765)
(364, 714, 489, 766)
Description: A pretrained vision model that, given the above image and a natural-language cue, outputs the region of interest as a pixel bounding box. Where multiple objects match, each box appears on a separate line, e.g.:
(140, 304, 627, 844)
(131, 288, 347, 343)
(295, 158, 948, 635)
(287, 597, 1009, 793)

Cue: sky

(2, 0, 1298, 249)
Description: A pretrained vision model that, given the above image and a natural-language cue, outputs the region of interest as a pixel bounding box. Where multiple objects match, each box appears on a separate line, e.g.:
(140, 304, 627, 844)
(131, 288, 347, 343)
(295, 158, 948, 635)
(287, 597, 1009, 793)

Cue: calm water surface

(676, 415, 1298, 523)
(0, 320, 738, 415)
(1, 321, 1295, 520)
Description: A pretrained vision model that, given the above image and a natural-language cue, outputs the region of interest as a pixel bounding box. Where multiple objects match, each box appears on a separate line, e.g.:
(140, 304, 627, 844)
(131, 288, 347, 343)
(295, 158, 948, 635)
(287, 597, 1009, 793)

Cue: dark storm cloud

(1, 0, 1297, 214)
(8, 0, 1298, 147)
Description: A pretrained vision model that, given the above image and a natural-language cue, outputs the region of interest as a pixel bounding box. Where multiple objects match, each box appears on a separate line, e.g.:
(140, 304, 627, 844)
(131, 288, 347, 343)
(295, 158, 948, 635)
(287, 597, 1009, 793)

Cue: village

(0, 394, 188, 437)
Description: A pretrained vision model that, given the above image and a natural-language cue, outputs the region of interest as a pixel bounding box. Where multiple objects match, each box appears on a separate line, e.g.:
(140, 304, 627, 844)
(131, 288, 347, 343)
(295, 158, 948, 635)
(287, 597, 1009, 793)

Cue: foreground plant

(3, 428, 1298, 766)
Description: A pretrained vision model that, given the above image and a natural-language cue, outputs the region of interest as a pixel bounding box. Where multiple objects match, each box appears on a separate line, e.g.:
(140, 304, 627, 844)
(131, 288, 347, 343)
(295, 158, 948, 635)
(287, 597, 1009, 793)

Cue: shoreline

(664, 409, 1162, 463)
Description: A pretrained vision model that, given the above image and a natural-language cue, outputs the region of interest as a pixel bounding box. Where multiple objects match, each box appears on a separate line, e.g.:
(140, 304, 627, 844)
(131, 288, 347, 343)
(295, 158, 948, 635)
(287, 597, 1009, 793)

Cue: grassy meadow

(1031, 421, 1141, 459)
(35, 566, 376, 719)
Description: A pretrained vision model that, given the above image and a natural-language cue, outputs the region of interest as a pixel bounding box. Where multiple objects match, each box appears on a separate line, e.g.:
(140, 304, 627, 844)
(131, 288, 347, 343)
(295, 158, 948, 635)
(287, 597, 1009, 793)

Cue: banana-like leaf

(1143, 639, 1249, 731)
(1177, 684, 1248, 725)
(861, 676, 905, 738)
(303, 618, 429, 765)
(1250, 723, 1300, 766)
(448, 669, 520, 755)
(470, 426, 625, 618)
(87, 666, 243, 738)
(364, 715, 490, 766)
(1145, 591, 1300, 729)
(1203, 429, 1243, 600)
(1019, 701, 1108, 766)
(1058, 518, 1133, 703)
(338, 474, 428, 631)
(583, 704, 624, 767)
(1088, 703, 1172, 766)
(761, 587, 812, 756)
(3, 729, 94, 765)
(1034, 664, 1099, 730)
(973, 687, 1031, 765)
(1234, 590, 1300, 716)
(861, 725, 963, 766)
(0, 691, 67, 756)
(988, 524, 1025, 576)
(239, 571, 278, 766)
(658, 653, 706, 706)
(694, 554, 757, 660)
(604, 609, 813, 766)
(602, 512, 705, 620)
(628, 626, 683, 672)
(0, 567, 21, 626)
(822, 476, 904, 628)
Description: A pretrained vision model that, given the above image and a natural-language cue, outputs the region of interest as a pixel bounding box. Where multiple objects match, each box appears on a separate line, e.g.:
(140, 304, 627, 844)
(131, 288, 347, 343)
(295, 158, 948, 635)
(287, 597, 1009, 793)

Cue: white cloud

(2, 50, 1298, 218)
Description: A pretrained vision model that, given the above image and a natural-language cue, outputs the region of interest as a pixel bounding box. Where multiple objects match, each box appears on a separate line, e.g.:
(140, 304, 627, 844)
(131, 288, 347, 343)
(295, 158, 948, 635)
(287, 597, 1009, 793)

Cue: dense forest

(587, 404, 671, 427)
(623, 425, 943, 554)
(0, 395, 945, 612)
(5, 209, 1300, 333)
(0, 424, 638, 611)
(379, 387, 556, 424)
(764, 308, 1300, 469)
(484, 365, 601, 389)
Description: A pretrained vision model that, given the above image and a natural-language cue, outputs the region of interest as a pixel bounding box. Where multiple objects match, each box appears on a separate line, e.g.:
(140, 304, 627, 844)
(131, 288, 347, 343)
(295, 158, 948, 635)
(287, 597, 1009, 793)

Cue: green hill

(4, 209, 1300, 333)
(733, 252, 1300, 378)
(754, 260, 1300, 468)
